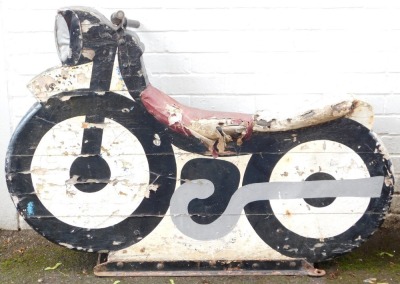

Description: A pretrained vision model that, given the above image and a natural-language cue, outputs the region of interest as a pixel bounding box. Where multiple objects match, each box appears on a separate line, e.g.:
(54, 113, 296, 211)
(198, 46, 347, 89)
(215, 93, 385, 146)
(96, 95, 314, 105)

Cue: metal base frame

(94, 254, 325, 277)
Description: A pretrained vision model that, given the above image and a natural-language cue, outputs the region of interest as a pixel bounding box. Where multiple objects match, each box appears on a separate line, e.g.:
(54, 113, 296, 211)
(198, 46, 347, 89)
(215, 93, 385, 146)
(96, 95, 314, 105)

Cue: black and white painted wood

(4, 7, 394, 274)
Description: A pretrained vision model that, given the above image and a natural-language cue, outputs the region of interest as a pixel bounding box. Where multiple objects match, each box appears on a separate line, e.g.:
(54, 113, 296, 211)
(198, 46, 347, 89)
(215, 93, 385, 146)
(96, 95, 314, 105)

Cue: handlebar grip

(127, 19, 140, 28)
(111, 10, 140, 29)
(111, 10, 125, 26)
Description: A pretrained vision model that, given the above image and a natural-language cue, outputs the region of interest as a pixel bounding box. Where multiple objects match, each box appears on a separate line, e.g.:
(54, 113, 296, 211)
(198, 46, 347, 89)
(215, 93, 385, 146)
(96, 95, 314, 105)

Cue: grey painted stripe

(170, 177, 384, 240)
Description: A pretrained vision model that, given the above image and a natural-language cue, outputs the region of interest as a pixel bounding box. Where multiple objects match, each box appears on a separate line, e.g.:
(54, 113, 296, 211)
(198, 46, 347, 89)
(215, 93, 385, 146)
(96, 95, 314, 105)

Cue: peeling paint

(82, 48, 96, 60)
(141, 84, 253, 156)
(82, 122, 106, 129)
(27, 62, 93, 102)
(153, 134, 161, 146)
(145, 184, 159, 198)
(254, 100, 354, 132)
(59, 243, 75, 250)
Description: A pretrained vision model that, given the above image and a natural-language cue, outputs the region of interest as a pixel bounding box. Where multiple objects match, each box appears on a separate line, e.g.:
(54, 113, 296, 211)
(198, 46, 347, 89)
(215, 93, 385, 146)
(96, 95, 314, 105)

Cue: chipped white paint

(269, 140, 370, 238)
(152, 133, 161, 146)
(27, 62, 93, 102)
(109, 209, 293, 262)
(109, 146, 290, 262)
(346, 100, 374, 129)
(254, 100, 371, 132)
(27, 53, 134, 104)
(189, 118, 247, 151)
(59, 242, 75, 250)
(30, 116, 149, 228)
(166, 104, 183, 126)
(370, 132, 395, 188)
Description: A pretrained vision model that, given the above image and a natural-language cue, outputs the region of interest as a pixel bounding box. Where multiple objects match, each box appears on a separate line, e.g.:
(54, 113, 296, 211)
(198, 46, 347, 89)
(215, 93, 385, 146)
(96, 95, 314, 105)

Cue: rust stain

(82, 122, 105, 129)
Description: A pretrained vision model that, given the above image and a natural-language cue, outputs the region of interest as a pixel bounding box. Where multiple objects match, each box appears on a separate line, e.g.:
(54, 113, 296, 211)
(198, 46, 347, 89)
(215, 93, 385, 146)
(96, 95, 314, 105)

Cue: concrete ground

(0, 227, 399, 284)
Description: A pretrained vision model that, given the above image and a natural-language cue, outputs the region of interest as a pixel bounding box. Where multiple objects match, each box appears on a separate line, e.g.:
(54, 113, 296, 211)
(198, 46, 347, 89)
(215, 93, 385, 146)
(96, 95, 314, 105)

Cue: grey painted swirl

(170, 177, 384, 240)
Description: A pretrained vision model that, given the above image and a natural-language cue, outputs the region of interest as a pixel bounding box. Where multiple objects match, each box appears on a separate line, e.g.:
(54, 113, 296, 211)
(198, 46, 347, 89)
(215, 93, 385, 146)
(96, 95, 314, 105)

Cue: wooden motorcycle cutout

(5, 7, 394, 267)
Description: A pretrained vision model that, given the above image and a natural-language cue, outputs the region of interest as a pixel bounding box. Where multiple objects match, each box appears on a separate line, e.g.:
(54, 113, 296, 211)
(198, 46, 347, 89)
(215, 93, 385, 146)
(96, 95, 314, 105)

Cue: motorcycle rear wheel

(243, 118, 393, 263)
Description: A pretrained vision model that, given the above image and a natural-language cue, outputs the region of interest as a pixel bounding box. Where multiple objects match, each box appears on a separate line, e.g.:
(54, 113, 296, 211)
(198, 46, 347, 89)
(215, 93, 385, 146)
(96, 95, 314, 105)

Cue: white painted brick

(5, 0, 107, 10)
(122, 8, 294, 32)
(353, 95, 385, 114)
(190, 95, 255, 114)
(374, 116, 400, 135)
(163, 31, 294, 53)
(150, 75, 227, 95)
(388, 73, 400, 93)
(341, 52, 392, 73)
(7, 75, 35, 97)
(9, 96, 37, 126)
(3, 9, 55, 32)
(190, 52, 309, 75)
(137, 32, 167, 53)
(384, 52, 400, 72)
(143, 54, 190, 74)
(385, 95, 400, 114)
(169, 95, 191, 106)
(224, 72, 348, 94)
(8, 54, 58, 76)
(0, 0, 18, 230)
(390, 156, 400, 174)
(254, 94, 324, 114)
(189, 51, 397, 81)
(283, 8, 380, 31)
(381, 136, 400, 155)
(7, 32, 55, 55)
(293, 30, 399, 52)
(342, 73, 393, 94)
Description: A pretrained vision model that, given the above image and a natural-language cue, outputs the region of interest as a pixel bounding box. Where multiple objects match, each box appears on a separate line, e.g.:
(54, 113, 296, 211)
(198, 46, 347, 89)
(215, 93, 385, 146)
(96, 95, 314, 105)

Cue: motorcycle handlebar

(111, 10, 140, 29)
(127, 19, 140, 28)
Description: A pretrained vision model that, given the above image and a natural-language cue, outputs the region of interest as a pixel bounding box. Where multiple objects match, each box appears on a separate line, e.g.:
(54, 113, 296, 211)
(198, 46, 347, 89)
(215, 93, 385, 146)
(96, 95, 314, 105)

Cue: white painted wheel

(30, 116, 149, 229)
(269, 140, 370, 239)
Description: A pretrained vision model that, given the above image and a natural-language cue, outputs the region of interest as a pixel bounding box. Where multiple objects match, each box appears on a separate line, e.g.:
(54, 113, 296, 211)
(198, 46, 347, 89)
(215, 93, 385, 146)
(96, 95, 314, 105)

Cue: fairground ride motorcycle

(5, 7, 394, 264)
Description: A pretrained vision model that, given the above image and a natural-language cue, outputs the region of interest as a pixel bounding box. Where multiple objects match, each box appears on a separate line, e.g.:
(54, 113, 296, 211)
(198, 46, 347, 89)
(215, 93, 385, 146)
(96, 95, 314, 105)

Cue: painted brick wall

(1, 0, 399, 229)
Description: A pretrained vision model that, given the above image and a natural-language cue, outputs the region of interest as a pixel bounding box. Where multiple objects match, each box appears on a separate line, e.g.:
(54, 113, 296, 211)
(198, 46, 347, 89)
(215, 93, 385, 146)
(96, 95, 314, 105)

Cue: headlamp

(55, 10, 82, 65)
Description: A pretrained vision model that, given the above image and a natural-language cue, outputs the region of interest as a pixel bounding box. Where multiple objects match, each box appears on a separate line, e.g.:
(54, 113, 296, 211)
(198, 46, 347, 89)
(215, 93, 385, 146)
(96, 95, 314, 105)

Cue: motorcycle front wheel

(6, 92, 176, 252)
(243, 118, 393, 263)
